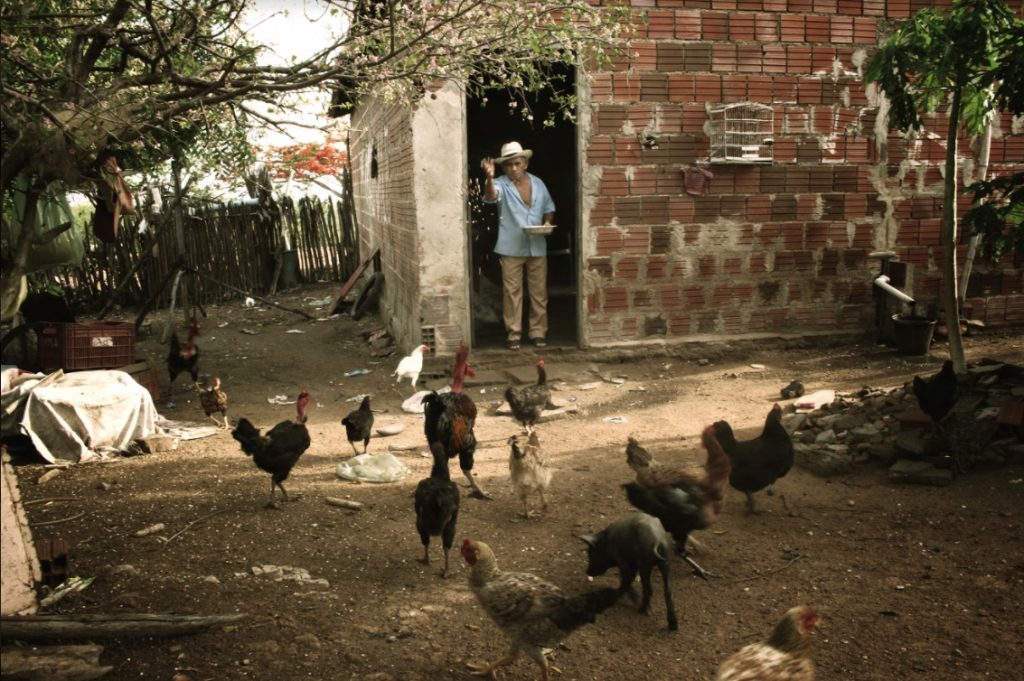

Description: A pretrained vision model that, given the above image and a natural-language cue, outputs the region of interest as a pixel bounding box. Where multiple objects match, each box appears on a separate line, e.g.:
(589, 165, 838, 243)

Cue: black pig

(579, 513, 678, 631)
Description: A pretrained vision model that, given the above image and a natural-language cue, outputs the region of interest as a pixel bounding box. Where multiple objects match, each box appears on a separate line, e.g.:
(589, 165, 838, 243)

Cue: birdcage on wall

(708, 102, 774, 164)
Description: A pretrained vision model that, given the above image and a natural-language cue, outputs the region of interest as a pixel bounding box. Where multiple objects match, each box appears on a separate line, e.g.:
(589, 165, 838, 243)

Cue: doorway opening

(466, 64, 578, 349)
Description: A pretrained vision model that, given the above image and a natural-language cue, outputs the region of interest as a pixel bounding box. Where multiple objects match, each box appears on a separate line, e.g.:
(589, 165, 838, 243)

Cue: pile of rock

(784, 359, 1024, 485)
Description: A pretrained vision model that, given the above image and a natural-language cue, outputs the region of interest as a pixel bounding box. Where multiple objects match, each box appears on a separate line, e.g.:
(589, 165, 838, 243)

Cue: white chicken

(508, 430, 551, 519)
(393, 344, 430, 393)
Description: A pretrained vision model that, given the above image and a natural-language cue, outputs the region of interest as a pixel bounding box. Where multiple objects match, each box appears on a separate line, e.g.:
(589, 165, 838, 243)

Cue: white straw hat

(494, 141, 533, 163)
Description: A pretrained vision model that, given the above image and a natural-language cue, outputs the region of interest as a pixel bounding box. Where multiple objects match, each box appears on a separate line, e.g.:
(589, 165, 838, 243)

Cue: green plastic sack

(5, 174, 85, 273)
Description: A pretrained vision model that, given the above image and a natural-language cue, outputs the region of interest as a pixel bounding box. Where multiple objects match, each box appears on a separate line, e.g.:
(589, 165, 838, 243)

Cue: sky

(242, 0, 344, 148)
(238, 0, 348, 196)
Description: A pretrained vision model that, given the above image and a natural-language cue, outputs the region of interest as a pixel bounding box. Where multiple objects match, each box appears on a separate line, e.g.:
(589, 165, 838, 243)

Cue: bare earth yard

(10, 284, 1024, 681)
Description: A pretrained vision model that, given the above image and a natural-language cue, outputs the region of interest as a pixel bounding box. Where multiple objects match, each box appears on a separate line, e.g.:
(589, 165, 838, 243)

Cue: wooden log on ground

(0, 643, 112, 681)
(0, 613, 246, 642)
(325, 497, 363, 510)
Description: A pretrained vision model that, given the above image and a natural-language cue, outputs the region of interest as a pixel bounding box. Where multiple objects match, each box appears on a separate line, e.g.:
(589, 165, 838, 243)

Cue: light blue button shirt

(484, 173, 556, 257)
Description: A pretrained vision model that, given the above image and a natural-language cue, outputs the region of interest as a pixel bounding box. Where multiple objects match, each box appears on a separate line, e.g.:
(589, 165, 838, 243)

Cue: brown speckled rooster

(715, 606, 819, 681)
(200, 376, 229, 429)
(461, 538, 618, 681)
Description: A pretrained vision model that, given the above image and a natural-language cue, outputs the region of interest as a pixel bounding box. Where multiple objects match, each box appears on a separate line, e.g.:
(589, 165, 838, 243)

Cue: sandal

(532, 338, 547, 348)
(507, 339, 521, 351)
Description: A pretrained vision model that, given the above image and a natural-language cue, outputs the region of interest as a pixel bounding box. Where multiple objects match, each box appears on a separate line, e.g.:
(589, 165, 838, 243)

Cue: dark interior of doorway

(467, 64, 577, 350)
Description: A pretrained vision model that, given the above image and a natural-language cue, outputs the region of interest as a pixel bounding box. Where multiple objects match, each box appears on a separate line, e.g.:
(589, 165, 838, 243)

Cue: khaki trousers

(499, 255, 547, 341)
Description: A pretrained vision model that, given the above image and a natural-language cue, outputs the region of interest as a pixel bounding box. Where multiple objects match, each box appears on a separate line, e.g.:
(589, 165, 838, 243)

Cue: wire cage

(708, 102, 774, 163)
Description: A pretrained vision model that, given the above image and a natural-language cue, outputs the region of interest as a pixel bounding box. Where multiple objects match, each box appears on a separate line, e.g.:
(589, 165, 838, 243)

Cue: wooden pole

(0, 613, 246, 641)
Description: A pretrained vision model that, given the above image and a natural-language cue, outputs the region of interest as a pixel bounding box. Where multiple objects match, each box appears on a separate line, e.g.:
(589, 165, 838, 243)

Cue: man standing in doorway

(480, 141, 556, 351)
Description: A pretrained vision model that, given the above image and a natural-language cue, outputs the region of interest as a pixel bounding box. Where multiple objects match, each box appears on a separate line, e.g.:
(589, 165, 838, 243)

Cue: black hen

(422, 343, 489, 499)
(713, 403, 795, 514)
(913, 360, 960, 428)
(414, 441, 460, 577)
(167, 317, 201, 400)
(504, 359, 553, 433)
(341, 395, 374, 455)
(231, 388, 311, 509)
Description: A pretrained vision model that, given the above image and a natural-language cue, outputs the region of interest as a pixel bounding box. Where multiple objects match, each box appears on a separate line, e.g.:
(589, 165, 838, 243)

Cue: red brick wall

(580, 0, 1023, 345)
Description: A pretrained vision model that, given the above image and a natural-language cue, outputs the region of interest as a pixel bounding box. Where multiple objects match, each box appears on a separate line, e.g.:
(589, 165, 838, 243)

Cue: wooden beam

(326, 247, 380, 318)
(0, 613, 246, 641)
(0, 644, 112, 681)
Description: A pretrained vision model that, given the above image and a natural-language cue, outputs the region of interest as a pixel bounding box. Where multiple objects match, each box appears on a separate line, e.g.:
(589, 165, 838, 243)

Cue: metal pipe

(873, 275, 915, 304)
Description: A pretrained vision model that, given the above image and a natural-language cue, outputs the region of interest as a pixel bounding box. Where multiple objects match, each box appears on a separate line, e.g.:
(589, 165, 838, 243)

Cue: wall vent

(420, 325, 436, 352)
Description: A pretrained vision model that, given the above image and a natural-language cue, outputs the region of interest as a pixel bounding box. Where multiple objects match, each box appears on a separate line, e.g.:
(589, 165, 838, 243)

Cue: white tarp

(1, 369, 158, 463)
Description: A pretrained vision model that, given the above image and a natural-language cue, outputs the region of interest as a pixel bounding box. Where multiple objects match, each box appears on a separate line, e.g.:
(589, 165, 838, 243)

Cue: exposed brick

(797, 138, 821, 163)
(596, 229, 622, 256)
(589, 73, 613, 102)
(676, 10, 702, 40)
(615, 256, 642, 281)
(633, 289, 654, 309)
(685, 291, 711, 319)
(695, 75, 722, 101)
(738, 45, 764, 73)
(698, 255, 717, 276)
(614, 136, 643, 165)
(772, 195, 797, 221)
(641, 197, 670, 224)
(651, 227, 671, 255)
(780, 14, 805, 42)
(796, 195, 817, 221)
(590, 196, 615, 226)
(755, 13, 779, 41)
(813, 0, 838, 12)
(760, 167, 787, 193)
(837, 0, 862, 12)
(888, 0, 911, 19)
(734, 166, 762, 193)
(604, 287, 629, 311)
(721, 195, 746, 218)
(738, 0, 764, 9)
(702, 12, 729, 40)
(613, 74, 641, 101)
(647, 254, 670, 279)
(763, 44, 788, 73)
(710, 169, 736, 194)
(799, 78, 823, 105)
(601, 167, 630, 196)
(853, 16, 877, 43)
(805, 15, 830, 42)
(681, 105, 708, 133)
(806, 221, 829, 249)
(729, 13, 755, 40)
(809, 166, 834, 192)
(587, 257, 613, 278)
(862, 0, 884, 14)
(833, 166, 858, 192)
(647, 9, 676, 39)
(830, 15, 854, 44)
(773, 76, 799, 102)
(787, 46, 811, 73)
(685, 43, 713, 71)
(787, 167, 811, 193)
(712, 43, 738, 72)
(658, 285, 683, 311)
(747, 195, 772, 222)
(640, 73, 669, 101)
(657, 43, 686, 72)
(631, 41, 658, 71)
(668, 75, 696, 103)
(694, 196, 722, 222)
(594, 105, 628, 135)
(773, 137, 798, 163)
(669, 196, 696, 223)
(586, 137, 615, 166)
(782, 222, 805, 249)
(822, 193, 845, 219)
(722, 75, 747, 103)
(615, 197, 644, 225)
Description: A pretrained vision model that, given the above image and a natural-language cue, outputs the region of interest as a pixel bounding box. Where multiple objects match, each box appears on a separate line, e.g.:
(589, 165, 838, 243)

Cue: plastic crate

(37, 322, 136, 372)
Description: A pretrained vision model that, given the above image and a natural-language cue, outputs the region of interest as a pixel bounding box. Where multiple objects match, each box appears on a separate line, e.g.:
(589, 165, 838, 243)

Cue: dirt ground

(9, 283, 1024, 681)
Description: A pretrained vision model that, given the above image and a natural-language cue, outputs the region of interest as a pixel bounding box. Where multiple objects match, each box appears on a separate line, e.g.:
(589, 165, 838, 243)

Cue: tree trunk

(0, 613, 245, 641)
(942, 87, 966, 373)
(0, 644, 112, 681)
